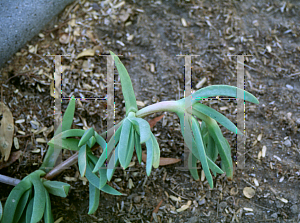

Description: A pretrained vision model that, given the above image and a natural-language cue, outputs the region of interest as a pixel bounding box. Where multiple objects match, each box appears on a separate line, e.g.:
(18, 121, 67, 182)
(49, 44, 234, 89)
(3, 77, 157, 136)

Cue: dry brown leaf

(151, 199, 164, 221)
(230, 187, 238, 195)
(76, 49, 95, 59)
(0, 102, 14, 162)
(176, 200, 192, 212)
(119, 9, 130, 22)
(148, 114, 164, 128)
(136, 100, 145, 107)
(59, 33, 71, 44)
(243, 187, 255, 199)
(142, 152, 181, 166)
(0, 150, 22, 170)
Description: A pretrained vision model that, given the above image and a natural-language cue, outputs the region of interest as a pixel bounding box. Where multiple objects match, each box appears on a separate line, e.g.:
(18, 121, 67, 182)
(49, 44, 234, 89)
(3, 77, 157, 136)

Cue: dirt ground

(0, 0, 300, 222)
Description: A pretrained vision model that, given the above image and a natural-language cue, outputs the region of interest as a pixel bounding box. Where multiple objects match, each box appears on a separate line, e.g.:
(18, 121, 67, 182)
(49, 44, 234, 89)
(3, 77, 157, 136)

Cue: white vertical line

(107, 55, 115, 170)
(236, 55, 245, 169)
(183, 55, 192, 169)
(175, 55, 199, 170)
(54, 55, 62, 166)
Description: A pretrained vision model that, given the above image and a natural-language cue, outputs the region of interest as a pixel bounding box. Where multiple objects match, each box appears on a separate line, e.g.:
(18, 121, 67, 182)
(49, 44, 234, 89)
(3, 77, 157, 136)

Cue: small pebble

(133, 195, 141, 203)
(271, 213, 278, 218)
(283, 139, 291, 147)
(198, 198, 206, 206)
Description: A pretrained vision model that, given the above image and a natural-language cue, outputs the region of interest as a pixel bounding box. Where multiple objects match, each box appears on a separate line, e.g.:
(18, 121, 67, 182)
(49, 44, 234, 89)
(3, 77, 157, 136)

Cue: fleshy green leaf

(177, 111, 223, 186)
(48, 138, 80, 151)
(200, 121, 208, 136)
(145, 137, 154, 176)
(206, 133, 218, 162)
(190, 116, 213, 188)
(26, 198, 34, 223)
(177, 112, 202, 161)
(88, 183, 100, 214)
(177, 112, 194, 151)
(109, 51, 138, 115)
(118, 118, 132, 169)
(78, 128, 94, 147)
(98, 165, 108, 190)
(94, 131, 107, 152)
(188, 151, 199, 180)
(29, 172, 46, 223)
(93, 124, 122, 173)
(191, 85, 259, 104)
(128, 117, 151, 143)
(134, 131, 142, 164)
(62, 96, 76, 131)
(12, 188, 31, 223)
(87, 152, 98, 165)
(124, 125, 135, 169)
(151, 133, 160, 168)
(100, 184, 122, 196)
(107, 145, 120, 181)
(193, 110, 233, 179)
(2, 177, 32, 223)
(86, 161, 101, 189)
(202, 132, 209, 148)
(51, 129, 85, 140)
(43, 190, 54, 223)
(87, 136, 97, 149)
(207, 156, 224, 174)
(193, 103, 242, 135)
(86, 154, 107, 190)
(40, 96, 76, 173)
(43, 181, 70, 198)
(208, 126, 233, 179)
(78, 145, 87, 177)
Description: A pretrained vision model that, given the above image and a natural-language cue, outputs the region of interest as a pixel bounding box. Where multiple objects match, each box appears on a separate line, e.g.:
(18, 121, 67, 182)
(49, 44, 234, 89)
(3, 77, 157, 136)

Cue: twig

(167, 188, 189, 200)
(44, 152, 78, 180)
(151, 199, 164, 221)
(4, 73, 32, 85)
(15, 134, 34, 138)
(242, 178, 256, 189)
(45, 143, 100, 180)
(0, 174, 21, 186)
(287, 72, 300, 77)
(251, 202, 275, 212)
(29, 52, 51, 67)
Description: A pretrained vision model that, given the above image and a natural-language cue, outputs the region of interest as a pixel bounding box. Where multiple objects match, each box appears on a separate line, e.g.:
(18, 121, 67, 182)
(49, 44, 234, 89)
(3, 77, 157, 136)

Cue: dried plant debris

(0, 0, 300, 222)
(0, 102, 14, 162)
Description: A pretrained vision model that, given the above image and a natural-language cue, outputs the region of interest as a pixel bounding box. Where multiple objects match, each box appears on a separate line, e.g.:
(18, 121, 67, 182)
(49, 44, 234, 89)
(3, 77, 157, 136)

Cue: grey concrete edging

(0, 0, 75, 68)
